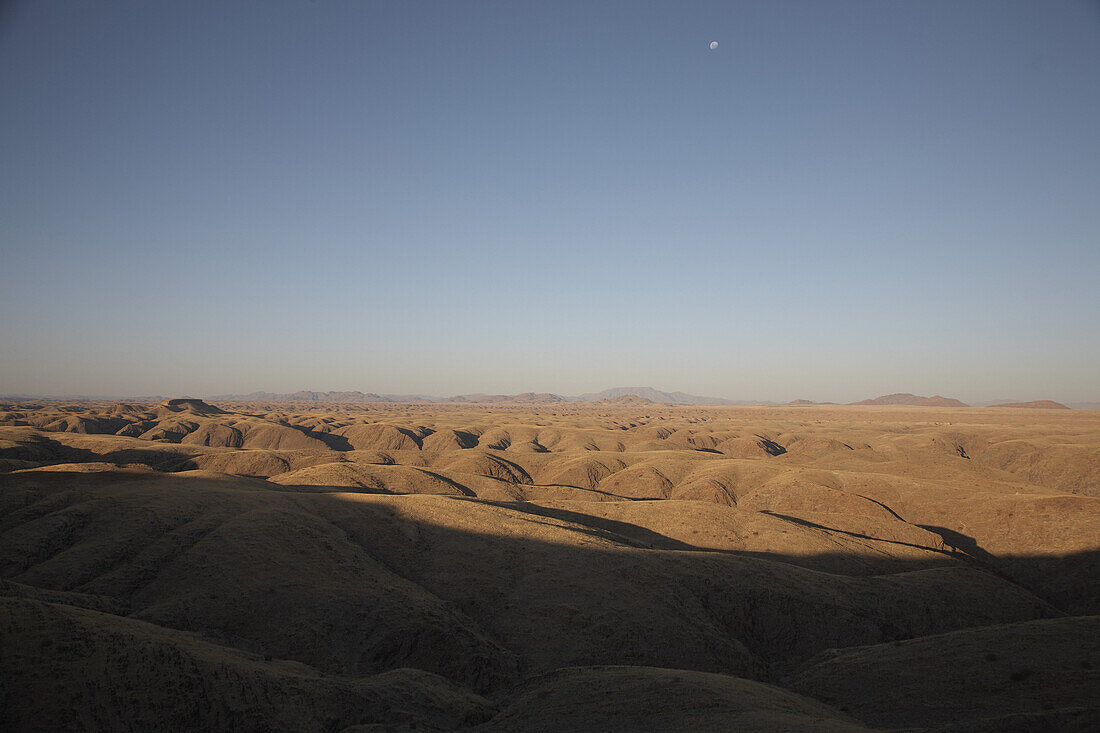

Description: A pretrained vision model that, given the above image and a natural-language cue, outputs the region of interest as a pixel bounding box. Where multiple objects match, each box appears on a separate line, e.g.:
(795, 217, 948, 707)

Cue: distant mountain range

(203, 388, 980, 408)
(567, 387, 752, 405)
(204, 387, 760, 405)
(8, 388, 1081, 409)
(206, 390, 435, 403)
(436, 392, 564, 404)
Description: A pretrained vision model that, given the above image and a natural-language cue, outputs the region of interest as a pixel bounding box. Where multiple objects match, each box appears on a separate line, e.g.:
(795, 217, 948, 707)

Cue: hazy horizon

(2, 1, 1098, 402)
(2, 384, 1096, 408)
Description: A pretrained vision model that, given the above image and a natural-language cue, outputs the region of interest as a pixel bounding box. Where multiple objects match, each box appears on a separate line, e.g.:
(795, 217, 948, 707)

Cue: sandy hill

(852, 393, 969, 407)
(1, 400, 1097, 729)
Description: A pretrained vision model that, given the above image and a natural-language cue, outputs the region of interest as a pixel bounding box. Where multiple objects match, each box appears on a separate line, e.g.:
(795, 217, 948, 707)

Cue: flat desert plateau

(1, 398, 1097, 731)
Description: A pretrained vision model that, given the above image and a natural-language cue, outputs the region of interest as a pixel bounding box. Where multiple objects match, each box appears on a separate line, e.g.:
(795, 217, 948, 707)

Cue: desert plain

(1, 396, 1097, 731)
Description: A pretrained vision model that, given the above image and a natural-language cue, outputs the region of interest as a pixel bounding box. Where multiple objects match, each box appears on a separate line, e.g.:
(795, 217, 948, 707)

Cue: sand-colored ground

(1, 399, 1097, 730)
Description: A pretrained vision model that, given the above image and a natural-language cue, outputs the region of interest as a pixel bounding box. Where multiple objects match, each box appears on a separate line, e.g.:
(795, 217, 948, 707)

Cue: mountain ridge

(850, 393, 970, 408)
(11, 389, 1081, 409)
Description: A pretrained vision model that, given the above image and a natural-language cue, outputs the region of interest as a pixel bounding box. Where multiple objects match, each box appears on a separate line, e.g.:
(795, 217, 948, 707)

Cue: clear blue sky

(1, 1, 1098, 402)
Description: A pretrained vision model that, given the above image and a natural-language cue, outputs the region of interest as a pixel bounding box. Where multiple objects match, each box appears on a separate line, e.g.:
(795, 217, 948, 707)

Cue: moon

(709, 41, 718, 50)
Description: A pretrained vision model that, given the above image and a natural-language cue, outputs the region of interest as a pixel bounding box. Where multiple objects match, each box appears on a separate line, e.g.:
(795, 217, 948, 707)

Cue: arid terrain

(1, 397, 1097, 731)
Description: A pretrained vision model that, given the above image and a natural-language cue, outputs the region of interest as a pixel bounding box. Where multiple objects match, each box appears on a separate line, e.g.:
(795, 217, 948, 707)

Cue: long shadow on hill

(918, 524, 997, 562)
(281, 423, 354, 451)
(761, 510, 963, 557)
(101, 448, 204, 470)
(756, 437, 787, 456)
(2, 464, 1095, 620)
(750, 510, 1096, 615)
(0, 435, 101, 463)
(342, 491, 1092, 639)
(312, 488, 1097, 619)
(0, 465, 1096, 733)
(0, 436, 204, 472)
(466, 499, 1097, 616)
(452, 499, 704, 551)
(465, 501, 982, 567)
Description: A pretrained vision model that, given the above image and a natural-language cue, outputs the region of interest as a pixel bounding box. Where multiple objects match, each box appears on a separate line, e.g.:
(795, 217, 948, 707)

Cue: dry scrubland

(1, 397, 1097, 731)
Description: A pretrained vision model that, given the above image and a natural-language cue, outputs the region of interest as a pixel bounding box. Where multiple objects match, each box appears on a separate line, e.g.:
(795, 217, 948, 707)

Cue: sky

(1, 0, 1098, 403)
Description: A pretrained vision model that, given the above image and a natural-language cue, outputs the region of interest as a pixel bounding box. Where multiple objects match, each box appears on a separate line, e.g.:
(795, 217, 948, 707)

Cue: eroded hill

(1, 400, 1097, 731)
